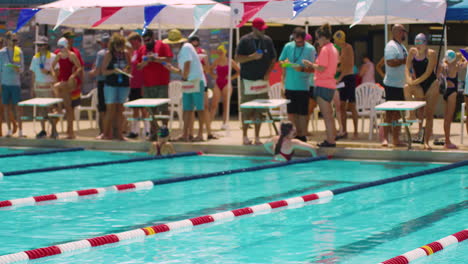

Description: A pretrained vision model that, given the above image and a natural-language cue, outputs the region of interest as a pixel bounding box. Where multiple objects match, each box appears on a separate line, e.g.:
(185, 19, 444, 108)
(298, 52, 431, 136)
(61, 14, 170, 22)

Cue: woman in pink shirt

(303, 23, 339, 147)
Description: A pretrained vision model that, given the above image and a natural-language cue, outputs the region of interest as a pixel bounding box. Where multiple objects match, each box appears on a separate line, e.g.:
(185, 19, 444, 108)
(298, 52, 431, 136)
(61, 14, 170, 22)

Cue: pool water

(0, 149, 466, 263)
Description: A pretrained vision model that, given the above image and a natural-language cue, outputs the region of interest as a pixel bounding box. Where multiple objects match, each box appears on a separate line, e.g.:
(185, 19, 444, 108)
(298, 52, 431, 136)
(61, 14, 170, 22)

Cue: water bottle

(39, 63, 44, 69)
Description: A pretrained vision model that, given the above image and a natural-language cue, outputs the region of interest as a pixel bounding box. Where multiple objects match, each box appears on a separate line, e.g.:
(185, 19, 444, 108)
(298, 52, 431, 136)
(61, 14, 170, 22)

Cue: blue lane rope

(1, 152, 199, 177)
(331, 160, 468, 195)
(151, 156, 329, 186)
(0, 147, 84, 159)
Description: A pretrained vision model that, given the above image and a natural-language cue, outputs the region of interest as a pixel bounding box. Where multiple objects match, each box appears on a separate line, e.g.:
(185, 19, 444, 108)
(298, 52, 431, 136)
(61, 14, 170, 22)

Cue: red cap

(252, 17, 268, 31)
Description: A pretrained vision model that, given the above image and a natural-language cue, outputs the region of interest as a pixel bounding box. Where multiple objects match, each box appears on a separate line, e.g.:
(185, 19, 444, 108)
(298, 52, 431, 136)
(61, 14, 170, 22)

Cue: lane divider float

(379, 229, 468, 264)
(0, 151, 200, 179)
(0, 147, 84, 159)
(0, 156, 329, 208)
(0, 159, 466, 263)
(0, 190, 335, 263)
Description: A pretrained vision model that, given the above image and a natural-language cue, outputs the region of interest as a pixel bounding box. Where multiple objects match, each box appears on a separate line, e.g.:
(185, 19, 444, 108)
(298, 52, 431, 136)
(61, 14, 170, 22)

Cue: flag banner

(143, 5, 166, 33)
(236, 1, 268, 28)
(292, 0, 317, 19)
(15, 8, 41, 33)
(350, 0, 374, 28)
(189, 4, 215, 38)
(54, 7, 81, 30)
(92, 7, 122, 28)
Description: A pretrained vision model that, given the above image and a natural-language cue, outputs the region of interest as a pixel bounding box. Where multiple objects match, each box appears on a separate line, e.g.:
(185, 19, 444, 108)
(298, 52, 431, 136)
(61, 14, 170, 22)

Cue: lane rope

(0, 147, 84, 159)
(0, 152, 201, 178)
(379, 229, 468, 264)
(0, 159, 466, 263)
(0, 156, 329, 208)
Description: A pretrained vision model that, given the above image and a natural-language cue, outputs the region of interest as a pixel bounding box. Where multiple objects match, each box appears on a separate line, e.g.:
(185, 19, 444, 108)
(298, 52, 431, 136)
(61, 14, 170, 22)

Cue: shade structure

(231, 0, 447, 26)
(446, 0, 468, 21)
(36, 0, 231, 29)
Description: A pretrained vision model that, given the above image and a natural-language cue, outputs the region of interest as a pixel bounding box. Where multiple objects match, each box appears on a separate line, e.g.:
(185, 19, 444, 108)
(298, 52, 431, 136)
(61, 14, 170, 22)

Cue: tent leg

(236, 27, 241, 122)
(226, 24, 234, 137)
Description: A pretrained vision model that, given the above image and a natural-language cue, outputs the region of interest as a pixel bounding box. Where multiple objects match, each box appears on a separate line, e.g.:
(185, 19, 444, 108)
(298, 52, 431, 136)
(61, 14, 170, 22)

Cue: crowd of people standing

(0, 19, 467, 151)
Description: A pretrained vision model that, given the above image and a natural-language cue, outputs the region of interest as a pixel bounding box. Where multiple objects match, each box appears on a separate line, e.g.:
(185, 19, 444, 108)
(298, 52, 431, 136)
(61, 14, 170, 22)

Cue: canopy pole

(120, 27, 124, 35)
(305, 21, 309, 34)
(384, 0, 388, 45)
(226, 20, 234, 136)
(34, 22, 39, 54)
(158, 22, 162, 40)
(236, 26, 241, 122)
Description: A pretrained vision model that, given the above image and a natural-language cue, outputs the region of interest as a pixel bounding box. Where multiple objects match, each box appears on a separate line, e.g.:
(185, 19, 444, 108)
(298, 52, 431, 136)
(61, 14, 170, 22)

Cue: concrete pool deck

(1, 118, 467, 163)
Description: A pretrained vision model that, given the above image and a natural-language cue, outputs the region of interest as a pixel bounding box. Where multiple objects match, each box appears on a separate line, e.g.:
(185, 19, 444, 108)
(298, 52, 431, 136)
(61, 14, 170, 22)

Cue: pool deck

(1, 118, 467, 163)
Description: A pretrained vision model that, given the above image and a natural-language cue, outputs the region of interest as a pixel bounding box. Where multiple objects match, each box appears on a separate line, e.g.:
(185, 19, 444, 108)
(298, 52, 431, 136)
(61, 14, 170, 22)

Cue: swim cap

(158, 126, 170, 138)
(333, 30, 346, 43)
(414, 33, 427, 44)
(217, 41, 228, 54)
(305, 33, 312, 41)
(57, 37, 68, 48)
(445, 49, 456, 63)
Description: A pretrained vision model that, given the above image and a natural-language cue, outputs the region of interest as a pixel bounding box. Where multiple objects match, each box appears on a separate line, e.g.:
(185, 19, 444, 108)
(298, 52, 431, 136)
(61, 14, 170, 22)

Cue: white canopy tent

(36, 0, 231, 30)
(232, 0, 447, 26)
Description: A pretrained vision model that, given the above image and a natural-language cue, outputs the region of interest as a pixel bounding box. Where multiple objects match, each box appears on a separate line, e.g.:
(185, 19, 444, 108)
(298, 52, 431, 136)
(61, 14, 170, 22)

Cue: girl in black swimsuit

(441, 50, 461, 149)
(404, 33, 439, 150)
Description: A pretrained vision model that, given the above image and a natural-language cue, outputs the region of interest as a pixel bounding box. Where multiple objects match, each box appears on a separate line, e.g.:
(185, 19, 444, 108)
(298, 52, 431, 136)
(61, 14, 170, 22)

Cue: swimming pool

(0, 148, 465, 263)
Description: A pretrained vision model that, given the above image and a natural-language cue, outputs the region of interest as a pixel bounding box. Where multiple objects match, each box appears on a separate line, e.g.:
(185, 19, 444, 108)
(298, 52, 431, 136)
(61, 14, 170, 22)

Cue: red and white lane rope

(0, 191, 333, 263)
(379, 229, 468, 264)
(0, 181, 154, 208)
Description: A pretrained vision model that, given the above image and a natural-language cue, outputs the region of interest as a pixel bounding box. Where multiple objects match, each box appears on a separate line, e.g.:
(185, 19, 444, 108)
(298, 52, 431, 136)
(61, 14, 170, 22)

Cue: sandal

(335, 133, 347, 141)
(433, 138, 445, 146)
(317, 140, 336, 147)
(207, 134, 219, 140)
(412, 129, 424, 144)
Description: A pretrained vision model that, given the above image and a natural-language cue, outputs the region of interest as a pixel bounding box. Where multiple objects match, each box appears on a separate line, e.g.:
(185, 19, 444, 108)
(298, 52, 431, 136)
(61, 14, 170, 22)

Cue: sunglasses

(57, 45, 66, 49)
(37, 44, 46, 47)
(12, 39, 18, 42)
(415, 40, 426, 45)
(143, 38, 152, 42)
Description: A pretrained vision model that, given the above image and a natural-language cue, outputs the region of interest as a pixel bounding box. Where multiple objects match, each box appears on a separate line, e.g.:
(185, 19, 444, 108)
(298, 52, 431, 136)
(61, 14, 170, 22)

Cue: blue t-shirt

(383, 40, 407, 88)
(95, 48, 107, 81)
(279, 41, 316, 91)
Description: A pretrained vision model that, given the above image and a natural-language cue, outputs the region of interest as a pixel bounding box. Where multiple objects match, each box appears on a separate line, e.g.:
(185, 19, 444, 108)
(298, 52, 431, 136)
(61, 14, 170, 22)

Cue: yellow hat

(333, 30, 346, 43)
(162, 29, 187, 44)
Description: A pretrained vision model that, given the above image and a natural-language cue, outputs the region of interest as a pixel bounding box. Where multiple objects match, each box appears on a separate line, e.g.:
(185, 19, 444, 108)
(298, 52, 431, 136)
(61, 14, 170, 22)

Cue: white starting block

(124, 98, 171, 138)
(375, 101, 426, 149)
(240, 99, 290, 135)
(19, 98, 63, 133)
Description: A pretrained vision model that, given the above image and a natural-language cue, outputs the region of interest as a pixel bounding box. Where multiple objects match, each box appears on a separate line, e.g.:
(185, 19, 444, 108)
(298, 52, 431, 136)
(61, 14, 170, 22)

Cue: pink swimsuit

(215, 65, 229, 90)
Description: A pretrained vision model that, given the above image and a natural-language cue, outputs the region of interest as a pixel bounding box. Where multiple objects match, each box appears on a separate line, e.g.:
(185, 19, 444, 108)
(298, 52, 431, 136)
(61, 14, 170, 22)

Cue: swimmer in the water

(149, 126, 175, 156)
(263, 121, 317, 161)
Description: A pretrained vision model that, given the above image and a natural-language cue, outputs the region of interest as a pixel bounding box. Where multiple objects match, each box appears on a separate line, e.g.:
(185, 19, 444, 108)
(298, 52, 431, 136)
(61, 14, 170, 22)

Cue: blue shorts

(182, 81, 204, 111)
(104, 85, 130, 104)
(1, 85, 21, 104)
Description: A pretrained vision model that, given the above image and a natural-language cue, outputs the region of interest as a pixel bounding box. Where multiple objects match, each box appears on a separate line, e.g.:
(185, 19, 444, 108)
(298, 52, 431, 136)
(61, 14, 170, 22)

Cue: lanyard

(292, 45, 304, 63)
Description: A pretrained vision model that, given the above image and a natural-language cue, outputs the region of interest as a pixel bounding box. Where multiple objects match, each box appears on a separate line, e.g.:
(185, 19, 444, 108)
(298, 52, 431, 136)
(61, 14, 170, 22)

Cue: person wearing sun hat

(30, 35, 58, 138)
(235, 17, 277, 145)
(163, 29, 207, 142)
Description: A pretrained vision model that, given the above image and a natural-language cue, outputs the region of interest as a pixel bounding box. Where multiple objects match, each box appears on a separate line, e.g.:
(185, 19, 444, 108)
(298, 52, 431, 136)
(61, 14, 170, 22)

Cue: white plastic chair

(74, 88, 98, 130)
(461, 102, 466, 144)
(355, 82, 385, 140)
(168, 81, 183, 129)
(268, 83, 288, 135)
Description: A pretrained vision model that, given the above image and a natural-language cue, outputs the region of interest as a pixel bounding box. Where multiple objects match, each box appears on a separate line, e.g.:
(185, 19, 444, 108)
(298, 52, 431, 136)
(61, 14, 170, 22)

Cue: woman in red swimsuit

(209, 44, 240, 130)
(263, 121, 317, 161)
(51, 37, 82, 139)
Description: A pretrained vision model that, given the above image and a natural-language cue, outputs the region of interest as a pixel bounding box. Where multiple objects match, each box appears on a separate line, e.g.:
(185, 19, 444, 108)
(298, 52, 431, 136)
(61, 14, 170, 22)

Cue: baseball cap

(305, 33, 313, 41)
(252, 17, 268, 31)
(97, 33, 110, 43)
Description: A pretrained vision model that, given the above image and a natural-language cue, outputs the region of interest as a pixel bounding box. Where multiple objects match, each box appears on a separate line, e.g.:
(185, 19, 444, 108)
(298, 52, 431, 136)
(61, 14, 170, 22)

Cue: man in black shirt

(235, 17, 276, 145)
